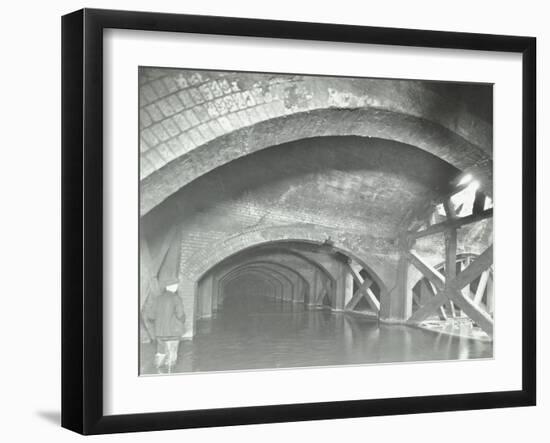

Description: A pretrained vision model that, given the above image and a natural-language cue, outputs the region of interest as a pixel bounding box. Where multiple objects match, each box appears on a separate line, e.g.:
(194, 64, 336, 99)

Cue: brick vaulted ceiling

(138, 68, 493, 216)
(141, 136, 467, 280)
(143, 135, 457, 237)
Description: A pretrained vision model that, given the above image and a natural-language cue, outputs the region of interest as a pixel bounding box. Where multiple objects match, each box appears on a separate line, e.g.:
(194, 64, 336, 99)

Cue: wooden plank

(409, 208, 493, 239)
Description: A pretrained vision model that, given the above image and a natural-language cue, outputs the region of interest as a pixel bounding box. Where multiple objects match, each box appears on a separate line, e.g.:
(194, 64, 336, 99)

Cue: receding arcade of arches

(139, 68, 493, 374)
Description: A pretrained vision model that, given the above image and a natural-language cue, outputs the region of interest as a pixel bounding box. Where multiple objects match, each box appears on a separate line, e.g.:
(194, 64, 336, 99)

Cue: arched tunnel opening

(138, 69, 494, 375)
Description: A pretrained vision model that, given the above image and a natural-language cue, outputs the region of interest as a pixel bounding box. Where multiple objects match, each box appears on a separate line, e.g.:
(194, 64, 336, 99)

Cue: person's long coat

(144, 291, 186, 339)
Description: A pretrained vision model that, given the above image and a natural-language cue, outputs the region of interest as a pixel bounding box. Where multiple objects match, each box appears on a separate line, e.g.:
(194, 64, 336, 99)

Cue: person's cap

(162, 277, 179, 292)
(166, 283, 178, 292)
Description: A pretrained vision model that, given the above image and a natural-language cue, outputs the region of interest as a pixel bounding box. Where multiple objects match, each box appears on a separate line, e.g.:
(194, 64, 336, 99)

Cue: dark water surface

(140, 294, 492, 375)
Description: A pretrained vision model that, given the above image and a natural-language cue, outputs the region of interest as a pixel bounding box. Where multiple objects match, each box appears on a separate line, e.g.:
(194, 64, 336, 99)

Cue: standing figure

(143, 279, 186, 370)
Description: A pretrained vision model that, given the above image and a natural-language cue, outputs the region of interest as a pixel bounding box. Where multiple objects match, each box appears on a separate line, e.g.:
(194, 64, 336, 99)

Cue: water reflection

(140, 294, 492, 375)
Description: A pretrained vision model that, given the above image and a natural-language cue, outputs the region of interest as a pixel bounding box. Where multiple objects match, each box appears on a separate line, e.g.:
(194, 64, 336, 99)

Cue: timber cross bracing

(346, 264, 380, 312)
(403, 194, 494, 337)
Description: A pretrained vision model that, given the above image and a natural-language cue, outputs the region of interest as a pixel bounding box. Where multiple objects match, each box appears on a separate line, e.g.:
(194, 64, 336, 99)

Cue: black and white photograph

(1, 0, 544, 440)
(138, 67, 494, 375)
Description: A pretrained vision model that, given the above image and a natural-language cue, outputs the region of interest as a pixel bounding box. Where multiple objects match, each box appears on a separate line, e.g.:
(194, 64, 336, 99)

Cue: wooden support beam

(472, 190, 486, 215)
(346, 273, 372, 310)
(348, 265, 364, 286)
(405, 242, 493, 334)
(445, 230, 457, 279)
(486, 274, 494, 315)
(409, 208, 493, 240)
(453, 245, 493, 289)
(364, 288, 380, 312)
(461, 257, 472, 300)
(403, 179, 478, 234)
(353, 277, 372, 298)
(445, 229, 457, 317)
(448, 300, 457, 318)
(345, 292, 363, 310)
(473, 270, 490, 305)
(346, 287, 380, 312)
(426, 280, 448, 320)
(443, 198, 457, 219)
(346, 264, 379, 311)
(448, 288, 494, 336)
(408, 291, 448, 323)
(405, 250, 445, 292)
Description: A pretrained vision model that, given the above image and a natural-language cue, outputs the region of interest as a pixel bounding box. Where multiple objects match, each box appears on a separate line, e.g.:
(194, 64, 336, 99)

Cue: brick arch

(220, 260, 309, 289)
(141, 108, 492, 215)
(212, 249, 334, 289)
(221, 267, 292, 301)
(218, 260, 310, 302)
(182, 224, 390, 297)
(238, 248, 336, 288)
(221, 268, 282, 300)
(222, 265, 294, 290)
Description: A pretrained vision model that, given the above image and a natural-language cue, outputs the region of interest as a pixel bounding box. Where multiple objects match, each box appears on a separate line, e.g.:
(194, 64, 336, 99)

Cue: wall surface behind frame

(0, 0, 545, 442)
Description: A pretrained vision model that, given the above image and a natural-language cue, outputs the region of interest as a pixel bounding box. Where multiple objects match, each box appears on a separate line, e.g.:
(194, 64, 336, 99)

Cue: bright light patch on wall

(458, 173, 473, 186)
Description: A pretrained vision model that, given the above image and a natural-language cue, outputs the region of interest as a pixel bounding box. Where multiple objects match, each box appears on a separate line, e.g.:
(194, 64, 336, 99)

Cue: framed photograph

(61, 8, 536, 435)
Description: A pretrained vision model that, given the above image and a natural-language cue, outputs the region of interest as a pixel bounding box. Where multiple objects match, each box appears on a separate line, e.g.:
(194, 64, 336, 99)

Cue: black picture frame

(61, 8, 536, 435)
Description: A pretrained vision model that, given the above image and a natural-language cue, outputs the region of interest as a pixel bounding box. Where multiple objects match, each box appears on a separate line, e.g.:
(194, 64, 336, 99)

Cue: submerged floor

(140, 294, 492, 375)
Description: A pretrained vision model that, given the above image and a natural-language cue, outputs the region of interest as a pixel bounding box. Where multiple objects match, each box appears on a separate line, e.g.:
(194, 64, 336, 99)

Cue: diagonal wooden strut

(347, 265, 380, 311)
(453, 246, 493, 290)
(408, 208, 493, 240)
(405, 250, 445, 291)
(406, 242, 494, 336)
